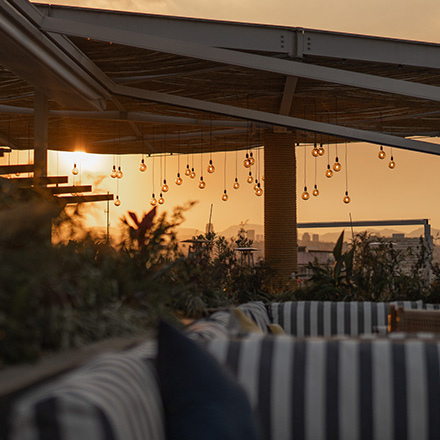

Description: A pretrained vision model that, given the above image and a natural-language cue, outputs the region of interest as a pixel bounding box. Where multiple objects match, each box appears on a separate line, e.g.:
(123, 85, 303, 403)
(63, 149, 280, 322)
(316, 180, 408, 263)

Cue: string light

(302, 143, 309, 200)
(72, 163, 79, 175)
(150, 194, 157, 206)
(378, 145, 386, 159)
(116, 165, 123, 179)
(302, 186, 310, 200)
(325, 164, 333, 178)
(243, 152, 251, 168)
(198, 176, 206, 189)
(139, 157, 147, 172)
(247, 171, 253, 183)
(222, 150, 228, 201)
(161, 179, 169, 192)
(233, 150, 240, 189)
(333, 157, 341, 172)
(255, 182, 263, 196)
(318, 143, 325, 156)
(158, 193, 165, 204)
(388, 147, 396, 169)
(150, 154, 156, 206)
(313, 154, 319, 197)
(207, 159, 215, 173)
(313, 184, 319, 197)
(249, 151, 255, 166)
(114, 195, 121, 206)
(185, 164, 191, 176)
(343, 141, 351, 204)
(175, 173, 183, 185)
(311, 143, 319, 157)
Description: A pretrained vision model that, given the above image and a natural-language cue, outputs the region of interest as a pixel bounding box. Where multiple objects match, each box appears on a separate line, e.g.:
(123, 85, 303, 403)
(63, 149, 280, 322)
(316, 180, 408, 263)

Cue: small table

(234, 247, 259, 265)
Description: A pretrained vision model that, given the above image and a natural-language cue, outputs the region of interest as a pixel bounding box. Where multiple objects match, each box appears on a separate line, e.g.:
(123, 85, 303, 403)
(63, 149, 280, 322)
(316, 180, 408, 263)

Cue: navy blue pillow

(157, 321, 261, 440)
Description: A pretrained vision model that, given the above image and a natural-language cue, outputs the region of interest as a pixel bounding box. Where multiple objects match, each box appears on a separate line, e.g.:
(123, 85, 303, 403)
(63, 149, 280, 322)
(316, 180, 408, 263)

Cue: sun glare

(54, 150, 104, 174)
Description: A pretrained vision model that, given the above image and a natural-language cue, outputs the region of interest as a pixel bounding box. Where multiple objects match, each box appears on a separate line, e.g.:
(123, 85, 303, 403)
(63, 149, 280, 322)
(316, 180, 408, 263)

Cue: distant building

(303, 232, 311, 243)
(297, 246, 335, 280)
(312, 234, 319, 244)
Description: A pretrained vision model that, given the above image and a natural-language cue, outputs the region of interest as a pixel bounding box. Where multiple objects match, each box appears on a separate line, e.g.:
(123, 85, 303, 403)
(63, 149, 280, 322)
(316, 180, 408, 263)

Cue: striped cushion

(185, 319, 230, 341)
(203, 335, 440, 440)
(9, 350, 165, 440)
(237, 301, 271, 333)
(269, 301, 423, 337)
(425, 303, 440, 310)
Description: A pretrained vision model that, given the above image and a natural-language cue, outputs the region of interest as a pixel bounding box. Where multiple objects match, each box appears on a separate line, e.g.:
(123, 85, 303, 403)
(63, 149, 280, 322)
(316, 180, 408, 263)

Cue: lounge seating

(6, 299, 440, 440)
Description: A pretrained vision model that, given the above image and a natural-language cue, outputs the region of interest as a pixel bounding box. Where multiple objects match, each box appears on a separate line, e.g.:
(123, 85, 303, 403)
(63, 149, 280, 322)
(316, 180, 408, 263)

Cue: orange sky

(31, 1, 440, 236)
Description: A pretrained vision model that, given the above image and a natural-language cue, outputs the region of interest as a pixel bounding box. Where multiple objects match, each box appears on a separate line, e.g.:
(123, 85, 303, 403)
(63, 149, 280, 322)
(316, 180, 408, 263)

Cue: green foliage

(0, 182, 276, 366)
(295, 230, 437, 302)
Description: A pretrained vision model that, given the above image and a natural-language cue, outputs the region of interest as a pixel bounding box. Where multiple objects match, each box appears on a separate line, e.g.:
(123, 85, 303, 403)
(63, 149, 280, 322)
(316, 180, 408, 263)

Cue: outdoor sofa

(6, 300, 440, 440)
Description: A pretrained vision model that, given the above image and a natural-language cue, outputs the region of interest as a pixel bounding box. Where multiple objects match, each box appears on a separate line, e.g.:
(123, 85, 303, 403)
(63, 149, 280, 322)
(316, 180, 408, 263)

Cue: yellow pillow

(268, 323, 285, 335)
(229, 308, 263, 334)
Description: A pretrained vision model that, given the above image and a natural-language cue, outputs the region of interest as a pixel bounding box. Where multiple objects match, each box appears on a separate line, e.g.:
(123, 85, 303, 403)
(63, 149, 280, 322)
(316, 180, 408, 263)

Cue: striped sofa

(7, 300, 440, 440)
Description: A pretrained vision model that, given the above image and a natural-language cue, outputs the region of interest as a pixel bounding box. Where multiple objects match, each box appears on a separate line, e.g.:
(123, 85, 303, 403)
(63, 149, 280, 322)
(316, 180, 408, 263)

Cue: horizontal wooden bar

(0, 147, 12, 153)
(2, 176, 69, 186)
(0, 164, 34, 174)
(42, 185, 92, 195)
(57, 194, 114, 204)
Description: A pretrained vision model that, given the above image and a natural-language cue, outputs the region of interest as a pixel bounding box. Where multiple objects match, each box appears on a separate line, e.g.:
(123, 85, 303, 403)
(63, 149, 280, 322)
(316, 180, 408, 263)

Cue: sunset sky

(32, 0, 440, 237)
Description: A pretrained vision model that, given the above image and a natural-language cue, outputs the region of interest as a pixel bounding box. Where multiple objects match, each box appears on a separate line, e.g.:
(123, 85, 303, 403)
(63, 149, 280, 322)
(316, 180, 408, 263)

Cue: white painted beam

(114, 84, 440, 156)
(41, 16, 440, 103)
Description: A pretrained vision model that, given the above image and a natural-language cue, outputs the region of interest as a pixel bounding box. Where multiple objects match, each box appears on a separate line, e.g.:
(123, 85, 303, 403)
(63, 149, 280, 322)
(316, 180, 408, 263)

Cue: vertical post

(263, 132, 297, 283)
(424, 219, 432, 283)
(34, 89, 48, 181)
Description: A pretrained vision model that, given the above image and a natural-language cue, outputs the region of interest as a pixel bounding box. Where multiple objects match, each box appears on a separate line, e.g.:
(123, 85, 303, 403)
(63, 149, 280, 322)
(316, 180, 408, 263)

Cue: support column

(263, 132, 297, 282)
(34, 89, 48, 180)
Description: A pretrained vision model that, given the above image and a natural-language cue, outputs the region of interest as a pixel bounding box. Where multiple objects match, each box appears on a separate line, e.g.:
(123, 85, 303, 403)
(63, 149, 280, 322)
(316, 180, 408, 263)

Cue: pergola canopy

(0, 0, 440, 156)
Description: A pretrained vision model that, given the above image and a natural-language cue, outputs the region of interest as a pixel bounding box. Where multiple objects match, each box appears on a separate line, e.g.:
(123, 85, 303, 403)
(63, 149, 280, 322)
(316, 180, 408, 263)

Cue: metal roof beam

(0, 0, 110, 110)
(41, 16, 440, 103)
(35, 5, 440, 70)
(114, 84, 440, 156)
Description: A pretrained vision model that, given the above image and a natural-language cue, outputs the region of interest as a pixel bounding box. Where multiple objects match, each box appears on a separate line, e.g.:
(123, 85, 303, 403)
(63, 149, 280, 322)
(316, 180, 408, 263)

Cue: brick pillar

(263, 133, 297, 282)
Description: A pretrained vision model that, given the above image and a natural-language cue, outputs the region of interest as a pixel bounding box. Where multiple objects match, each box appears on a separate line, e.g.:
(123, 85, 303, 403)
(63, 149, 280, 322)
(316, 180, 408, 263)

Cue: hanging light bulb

(114, 195, 121, 206)
(185, 164, 191, 176)
(311, 143, 320, 157)
(253, 179, 259, 191)
(312, 184, 319, 197)
(222, 189, 228, 201)
(301, 186, 310, 200)
(243, 153, 251, 168)
(158, 193, 165, 204)
(325, 164, 333, 178)
(318, 143, 325, 156)
(249, 152, 255, 166)
(190, 168, 196, 179)
(72, 163, 79, 175)
(175, 173, 183, 185)
(116, 166, 123, 179)
(150, 194, 157, 206)
(343, 191, 351, 204)
(388, 156, 396, 169)
(233, 178, 240, 189)
(110, 165, 117, 178)
(207, 159, 215, 174)
(139, 158, 147, 172)
(198, 177, 206, 189)
(333, 157, 341, 172)
(247, 171, 254, 183)
(378, 145, 386, 159)
(161, 180, 169, 192)
(255, 183, 263, 196)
